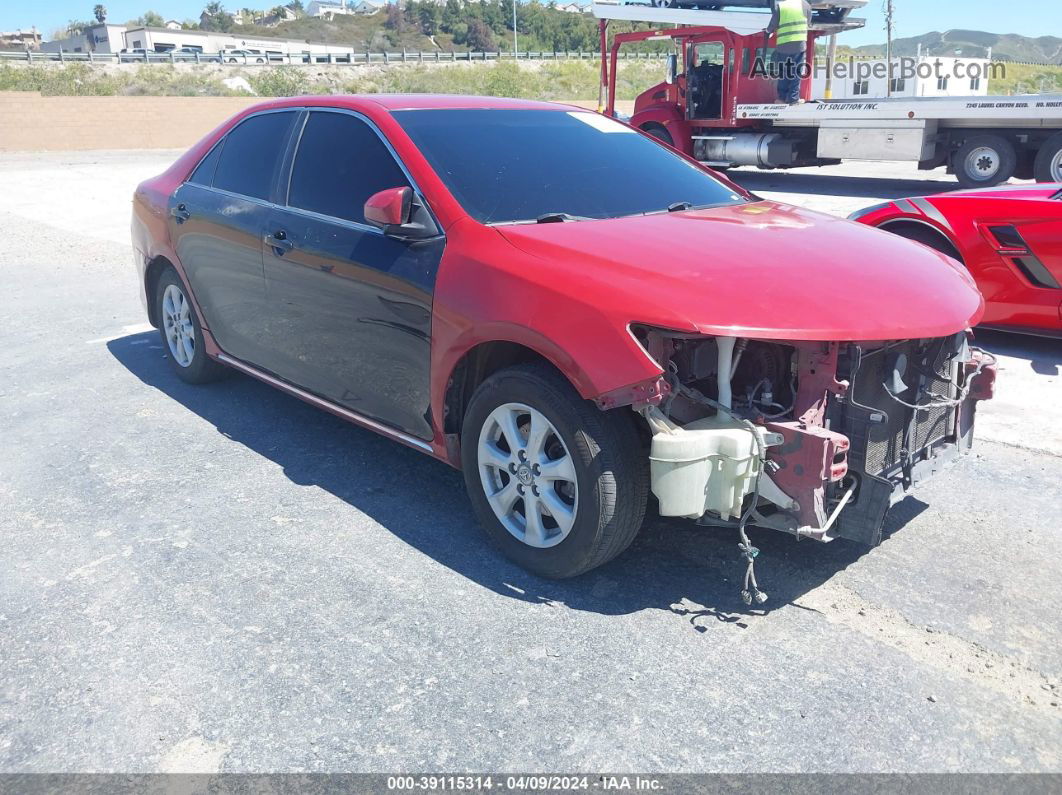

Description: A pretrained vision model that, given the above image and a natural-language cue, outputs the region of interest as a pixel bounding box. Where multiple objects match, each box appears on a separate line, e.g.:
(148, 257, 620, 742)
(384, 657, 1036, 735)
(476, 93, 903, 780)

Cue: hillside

(853, 30, 1062, 63)
(228, 3, 666, 54)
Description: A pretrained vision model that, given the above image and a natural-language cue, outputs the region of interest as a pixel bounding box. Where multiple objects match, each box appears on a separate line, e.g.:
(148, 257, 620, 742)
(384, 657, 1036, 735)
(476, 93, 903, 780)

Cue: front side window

(287, 111, 410, 225)
(212, 110, 296, 201)
(393, 109, 746, 224)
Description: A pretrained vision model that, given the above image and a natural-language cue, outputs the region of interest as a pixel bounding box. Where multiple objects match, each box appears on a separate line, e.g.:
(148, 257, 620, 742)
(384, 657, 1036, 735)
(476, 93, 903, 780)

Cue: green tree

(93, 4, 107, 23)
(142, 10, 165, 27)
(441, 0, 463, 32)
(466, 18, 495, 50)
(417, 3, 441, 35)
(286, 0, 304, 11)
(63, 19, 96, 36)
(201, 2, 236, 31)
(385, 2, 406, 32)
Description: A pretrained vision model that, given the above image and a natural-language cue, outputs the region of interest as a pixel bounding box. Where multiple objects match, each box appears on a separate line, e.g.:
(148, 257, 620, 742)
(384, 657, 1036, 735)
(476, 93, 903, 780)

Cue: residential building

(0, 28, 42, 50)
(164, 20, 183, 30)
(352, 0, 386, 14)
(307, 0, 355, 17)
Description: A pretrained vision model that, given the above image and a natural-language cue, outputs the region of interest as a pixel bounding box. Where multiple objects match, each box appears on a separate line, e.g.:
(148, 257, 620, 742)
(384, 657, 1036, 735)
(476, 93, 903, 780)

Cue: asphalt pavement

(0, 152, 1059, 774)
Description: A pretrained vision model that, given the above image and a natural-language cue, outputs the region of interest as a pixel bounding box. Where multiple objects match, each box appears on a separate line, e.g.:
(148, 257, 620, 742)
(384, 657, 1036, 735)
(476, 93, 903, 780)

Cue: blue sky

(1, 0, 1057, 46)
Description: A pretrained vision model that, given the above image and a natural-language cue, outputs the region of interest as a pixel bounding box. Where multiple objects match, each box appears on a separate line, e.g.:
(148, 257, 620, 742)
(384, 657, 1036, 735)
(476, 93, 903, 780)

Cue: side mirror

(665, 53, 678, 85)
(364, 185, 412, 228)
(364, 186, 440, 240)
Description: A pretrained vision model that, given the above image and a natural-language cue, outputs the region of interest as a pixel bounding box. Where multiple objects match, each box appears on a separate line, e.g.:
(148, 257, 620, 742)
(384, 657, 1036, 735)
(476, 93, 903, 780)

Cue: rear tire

(154, 268, 228, 385)
(460, 363, 648, 579)
(1033, 132, 1062, 183)
(641, 122, 674, 147)
(954, 134, 1017, 188)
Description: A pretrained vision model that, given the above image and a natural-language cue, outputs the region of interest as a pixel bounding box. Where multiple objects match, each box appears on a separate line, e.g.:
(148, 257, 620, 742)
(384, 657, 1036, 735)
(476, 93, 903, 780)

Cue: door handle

(265, 230, 294, 253)
(170, 203, 190, 223)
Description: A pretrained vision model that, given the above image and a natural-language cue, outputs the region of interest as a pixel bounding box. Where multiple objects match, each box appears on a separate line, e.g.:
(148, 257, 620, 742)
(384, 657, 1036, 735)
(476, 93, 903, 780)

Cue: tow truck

(595, 0, 1062, 186)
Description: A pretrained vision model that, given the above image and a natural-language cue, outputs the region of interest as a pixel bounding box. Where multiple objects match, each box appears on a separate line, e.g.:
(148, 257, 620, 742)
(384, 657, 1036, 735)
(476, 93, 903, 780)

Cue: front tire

(460, 364, 648, 579)
(641, 122, 674, 147)
(154, 268, 228, 384)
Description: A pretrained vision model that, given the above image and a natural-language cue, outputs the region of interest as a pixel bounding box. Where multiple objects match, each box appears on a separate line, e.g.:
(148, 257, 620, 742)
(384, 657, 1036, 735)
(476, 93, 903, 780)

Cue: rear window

(212, 111, 296, 201)
(392, 108, 745, 224)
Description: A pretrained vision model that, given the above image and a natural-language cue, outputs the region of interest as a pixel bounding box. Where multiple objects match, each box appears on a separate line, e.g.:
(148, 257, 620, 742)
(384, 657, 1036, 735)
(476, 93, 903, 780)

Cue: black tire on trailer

(1033, 132, 1062, 183)
(953, 134, 1017, 188)
(460, 363, 649, 579)
(641, 122, 674, 147)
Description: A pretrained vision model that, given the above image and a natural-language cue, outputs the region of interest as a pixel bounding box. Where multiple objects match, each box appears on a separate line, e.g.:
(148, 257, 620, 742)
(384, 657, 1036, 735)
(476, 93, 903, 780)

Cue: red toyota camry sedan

(131, 95, 996, 588)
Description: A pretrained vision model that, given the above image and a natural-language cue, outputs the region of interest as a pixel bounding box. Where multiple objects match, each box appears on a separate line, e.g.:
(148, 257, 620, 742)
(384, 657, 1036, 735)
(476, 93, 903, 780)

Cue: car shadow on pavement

(974, 329, 1061, 377)
(109, 332, 927, 626)
(728, 169, 960, 200)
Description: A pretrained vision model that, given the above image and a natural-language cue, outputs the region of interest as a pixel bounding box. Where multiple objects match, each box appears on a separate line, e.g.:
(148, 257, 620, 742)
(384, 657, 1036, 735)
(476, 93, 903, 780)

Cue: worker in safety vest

(768, 0, 811, 104)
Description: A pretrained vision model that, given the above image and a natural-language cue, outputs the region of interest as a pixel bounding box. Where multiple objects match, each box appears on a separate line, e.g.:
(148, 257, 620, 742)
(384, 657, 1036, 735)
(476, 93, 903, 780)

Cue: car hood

(496, 200, 984, 341)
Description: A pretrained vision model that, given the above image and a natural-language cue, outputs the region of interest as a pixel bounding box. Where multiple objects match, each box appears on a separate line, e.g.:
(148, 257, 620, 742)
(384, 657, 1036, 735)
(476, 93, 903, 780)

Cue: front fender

(429, 221, 665, 448)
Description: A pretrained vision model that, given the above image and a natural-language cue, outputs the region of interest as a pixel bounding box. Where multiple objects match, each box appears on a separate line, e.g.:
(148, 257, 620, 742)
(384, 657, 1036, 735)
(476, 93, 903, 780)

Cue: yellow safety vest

(776, 0, 808, 47)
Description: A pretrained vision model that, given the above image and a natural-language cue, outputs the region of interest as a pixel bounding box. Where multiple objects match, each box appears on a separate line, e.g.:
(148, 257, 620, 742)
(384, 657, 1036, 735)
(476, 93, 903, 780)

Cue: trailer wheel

(641, 123, 673, 147)
(1033, 132, 1062, 183)
(954, 135, 1016, 188)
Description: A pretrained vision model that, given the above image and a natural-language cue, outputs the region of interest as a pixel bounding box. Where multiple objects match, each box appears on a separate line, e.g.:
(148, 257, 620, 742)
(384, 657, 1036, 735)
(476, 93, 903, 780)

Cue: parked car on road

(224, 49, 266, 63)
(170, 47, 222, 63)
(118, 48, 152, 62)
(131, 96, 996, 584)
(851, 185, 1062, 338)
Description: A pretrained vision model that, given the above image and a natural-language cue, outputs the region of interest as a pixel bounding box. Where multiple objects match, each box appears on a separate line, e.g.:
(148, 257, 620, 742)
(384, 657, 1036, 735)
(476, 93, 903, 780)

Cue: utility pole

(513, 0, 518, 59)
(884, 0, 895, 97)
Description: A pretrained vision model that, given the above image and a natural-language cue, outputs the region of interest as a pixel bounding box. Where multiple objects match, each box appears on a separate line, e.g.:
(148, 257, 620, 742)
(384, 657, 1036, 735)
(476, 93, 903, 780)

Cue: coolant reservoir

(649, 415, 769, 520)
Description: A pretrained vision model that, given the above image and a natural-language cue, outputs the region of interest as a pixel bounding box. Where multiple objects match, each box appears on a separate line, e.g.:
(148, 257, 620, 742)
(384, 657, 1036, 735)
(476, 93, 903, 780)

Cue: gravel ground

(0, 151, 1059, 774)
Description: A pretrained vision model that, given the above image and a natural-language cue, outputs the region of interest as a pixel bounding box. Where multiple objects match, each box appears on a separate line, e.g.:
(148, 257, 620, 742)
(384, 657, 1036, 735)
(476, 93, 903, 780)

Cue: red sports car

(131, 96, 995, 594)
(850, 184, 1062, 338)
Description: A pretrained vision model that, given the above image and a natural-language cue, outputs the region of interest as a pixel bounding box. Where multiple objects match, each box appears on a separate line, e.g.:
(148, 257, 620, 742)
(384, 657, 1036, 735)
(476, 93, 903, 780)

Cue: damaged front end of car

(610, 326, 997, 594)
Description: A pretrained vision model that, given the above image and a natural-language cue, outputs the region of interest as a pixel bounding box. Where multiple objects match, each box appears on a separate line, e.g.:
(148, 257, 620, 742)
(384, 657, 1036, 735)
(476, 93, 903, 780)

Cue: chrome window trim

(282, 106, 441, 231)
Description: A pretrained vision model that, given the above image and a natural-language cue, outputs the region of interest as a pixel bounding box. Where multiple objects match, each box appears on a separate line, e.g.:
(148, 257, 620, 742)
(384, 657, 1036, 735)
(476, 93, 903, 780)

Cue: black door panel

(168, 109, 298, 369)
(262, 210, 442, 440)
(256, 109, 444, 441)
(169, 184, 271, 366)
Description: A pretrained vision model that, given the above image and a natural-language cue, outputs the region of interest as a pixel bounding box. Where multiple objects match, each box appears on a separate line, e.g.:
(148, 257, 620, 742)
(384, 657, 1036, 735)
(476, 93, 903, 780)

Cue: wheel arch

(442, 339, 581, 442)
(143, 255, 175, 328)
(632, 107, 690, 154)
(878, 218, 966, 265)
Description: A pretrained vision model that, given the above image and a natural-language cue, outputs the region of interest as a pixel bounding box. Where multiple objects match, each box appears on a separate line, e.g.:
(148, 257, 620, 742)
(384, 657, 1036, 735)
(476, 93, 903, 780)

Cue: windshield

(392, 109, 746, 224)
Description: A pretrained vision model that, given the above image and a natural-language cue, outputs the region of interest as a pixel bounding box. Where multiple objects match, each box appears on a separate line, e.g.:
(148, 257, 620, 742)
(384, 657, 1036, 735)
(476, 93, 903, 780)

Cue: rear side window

(187, 142, 222, 186)
(287, 111, 410, 225)
(213, 111, 296, 201)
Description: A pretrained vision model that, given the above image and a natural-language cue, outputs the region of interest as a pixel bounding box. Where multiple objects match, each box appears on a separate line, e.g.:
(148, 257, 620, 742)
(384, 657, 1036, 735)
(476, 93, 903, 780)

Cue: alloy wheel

(477, 403, 578, 549)
(161, 283, 195, 368)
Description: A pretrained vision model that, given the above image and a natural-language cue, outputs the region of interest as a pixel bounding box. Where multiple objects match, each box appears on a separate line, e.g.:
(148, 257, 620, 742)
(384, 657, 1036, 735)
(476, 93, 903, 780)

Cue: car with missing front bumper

(130, 95, 996, 588)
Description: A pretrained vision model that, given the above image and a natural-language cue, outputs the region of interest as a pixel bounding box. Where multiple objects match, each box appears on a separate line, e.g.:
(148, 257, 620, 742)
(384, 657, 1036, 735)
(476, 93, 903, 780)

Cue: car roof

(245, 95, 579, 114)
